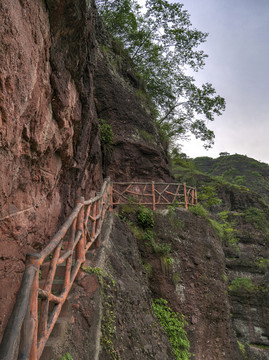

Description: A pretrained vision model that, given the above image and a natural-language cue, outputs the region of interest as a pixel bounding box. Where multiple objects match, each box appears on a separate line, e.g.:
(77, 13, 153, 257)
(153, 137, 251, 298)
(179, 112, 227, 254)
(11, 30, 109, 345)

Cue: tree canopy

(96, 0, 225, 149)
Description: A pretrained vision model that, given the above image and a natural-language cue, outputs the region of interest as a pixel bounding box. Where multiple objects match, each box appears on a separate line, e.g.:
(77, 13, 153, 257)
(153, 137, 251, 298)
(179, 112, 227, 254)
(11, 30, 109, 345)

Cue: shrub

(99, 118, 114, 154)
(243, 207, 267, 232)
(152, 299, 191, 360)
(136, 205, 154, 228)
(189, 204, 209, 218)
(198, 185, 222, 208)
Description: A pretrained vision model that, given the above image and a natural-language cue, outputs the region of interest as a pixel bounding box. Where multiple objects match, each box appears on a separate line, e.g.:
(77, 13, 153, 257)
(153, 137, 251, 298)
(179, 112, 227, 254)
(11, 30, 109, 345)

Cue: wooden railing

(0, 179, 197, 360)
(112, 182, 197, 210)
(0, 178, 112, 360)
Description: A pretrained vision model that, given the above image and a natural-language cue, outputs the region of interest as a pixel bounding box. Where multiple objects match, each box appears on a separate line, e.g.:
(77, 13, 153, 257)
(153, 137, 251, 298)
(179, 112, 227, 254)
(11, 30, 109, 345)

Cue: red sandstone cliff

(0, 0, 171, 340)
(0, 0, 104, 337)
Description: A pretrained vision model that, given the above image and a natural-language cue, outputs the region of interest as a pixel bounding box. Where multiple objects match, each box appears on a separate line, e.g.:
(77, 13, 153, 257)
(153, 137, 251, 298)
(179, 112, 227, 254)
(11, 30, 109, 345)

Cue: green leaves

(152, 298, 191, 360)
(96, 0, 225, 148)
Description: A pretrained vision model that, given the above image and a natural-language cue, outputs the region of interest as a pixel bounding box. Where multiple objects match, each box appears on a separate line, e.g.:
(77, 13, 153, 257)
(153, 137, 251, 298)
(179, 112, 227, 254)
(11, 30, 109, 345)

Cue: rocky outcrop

(0, 0, 103, 338)
(93, 20, 172, 182)
(224, 218, 269, 359)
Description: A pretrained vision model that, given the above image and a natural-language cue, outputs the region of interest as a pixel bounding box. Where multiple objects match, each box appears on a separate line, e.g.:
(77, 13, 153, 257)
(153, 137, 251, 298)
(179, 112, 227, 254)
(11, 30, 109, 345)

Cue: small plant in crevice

(143, 262, 153, 275)
(99, 118, 114, 157)
(60, 353, 73, 360)
(152, 298, 191, 360)
(237, 340, 247, 359)
(161, 256, 174, 275)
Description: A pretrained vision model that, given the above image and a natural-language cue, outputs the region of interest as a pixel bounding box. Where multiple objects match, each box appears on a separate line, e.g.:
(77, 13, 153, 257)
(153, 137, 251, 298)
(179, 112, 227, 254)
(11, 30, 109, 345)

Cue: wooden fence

(0, 179, 112, 360)
(0, 179, 197, 360)
(112, 182, 197, 210)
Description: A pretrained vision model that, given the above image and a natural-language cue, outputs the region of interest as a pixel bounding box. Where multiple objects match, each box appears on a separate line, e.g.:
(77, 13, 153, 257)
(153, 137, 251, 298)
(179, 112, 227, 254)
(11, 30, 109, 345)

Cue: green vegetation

(99, 118, 114, 155)
(243, 207, 268, 232)
(250, 344, 269, 350)
(60, 354, 73, 360)
(136, 205, 154, 228)
(96, 0, 225, 149)
(82, 266, 119, 359)
(143, 262, 153, 275)
(161, 256, 174, 274)
(255, 258, 269, 270)
(229, 277, 255, 292)
(172, 272, 181, 285)
(152, 298, 191, 360)
(189, 203, 209, 217)
(237, 340, 247, 358)
(198, 184, 222, 208)
(189, 205, 239, 248)
(193, 154, 269, 204)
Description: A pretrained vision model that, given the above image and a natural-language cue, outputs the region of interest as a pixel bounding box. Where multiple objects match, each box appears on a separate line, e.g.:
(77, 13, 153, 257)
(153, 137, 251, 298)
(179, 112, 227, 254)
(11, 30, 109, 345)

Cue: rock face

(0, 0, 171, 343)
(93, 19, 172, 182)
(0, 0, 103, 338)
(41, 211, 243, 360)
(139, 208, 242, 360)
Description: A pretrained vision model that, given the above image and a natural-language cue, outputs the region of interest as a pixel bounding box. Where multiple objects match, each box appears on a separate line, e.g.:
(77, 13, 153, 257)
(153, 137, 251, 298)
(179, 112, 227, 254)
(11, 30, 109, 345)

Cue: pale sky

(171, 0, 269, 163)
(138, 0, 269, 163)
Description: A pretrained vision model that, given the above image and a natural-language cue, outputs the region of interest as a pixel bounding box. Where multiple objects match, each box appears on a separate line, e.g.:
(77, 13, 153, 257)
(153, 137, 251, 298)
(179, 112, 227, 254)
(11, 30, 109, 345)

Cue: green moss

(237, 340, 247, 358)
(152, 299, 191, 360)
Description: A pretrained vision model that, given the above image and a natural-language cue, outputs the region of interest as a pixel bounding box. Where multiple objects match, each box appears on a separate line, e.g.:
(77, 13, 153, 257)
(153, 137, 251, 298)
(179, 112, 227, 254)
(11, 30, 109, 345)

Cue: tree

(96, 0, 225, 149)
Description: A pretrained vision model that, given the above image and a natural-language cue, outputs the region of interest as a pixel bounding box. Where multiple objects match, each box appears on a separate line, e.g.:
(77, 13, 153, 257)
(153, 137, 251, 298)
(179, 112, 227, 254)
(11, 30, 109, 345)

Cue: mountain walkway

(0, 178, 197, 360)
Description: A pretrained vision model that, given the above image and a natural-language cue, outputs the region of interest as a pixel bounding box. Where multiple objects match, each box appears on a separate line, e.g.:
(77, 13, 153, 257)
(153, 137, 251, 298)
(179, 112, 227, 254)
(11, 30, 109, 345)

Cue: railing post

(109, 182, 113, 211)
(184, 183, 188, 209)
(75, 196, 85, 263)
(152, 181, 156, 211)
(195, 188, 198, 205)
(28, 254, 41, 360)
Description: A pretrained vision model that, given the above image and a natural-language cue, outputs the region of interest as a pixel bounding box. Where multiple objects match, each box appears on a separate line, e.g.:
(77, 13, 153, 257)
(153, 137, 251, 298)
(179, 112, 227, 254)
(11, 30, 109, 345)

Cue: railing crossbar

(0, 178, 196, 360)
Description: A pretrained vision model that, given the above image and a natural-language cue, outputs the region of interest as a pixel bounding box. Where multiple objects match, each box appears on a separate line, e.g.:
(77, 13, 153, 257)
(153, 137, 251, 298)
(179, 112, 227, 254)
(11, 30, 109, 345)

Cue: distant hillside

(193, 154, 269, 204)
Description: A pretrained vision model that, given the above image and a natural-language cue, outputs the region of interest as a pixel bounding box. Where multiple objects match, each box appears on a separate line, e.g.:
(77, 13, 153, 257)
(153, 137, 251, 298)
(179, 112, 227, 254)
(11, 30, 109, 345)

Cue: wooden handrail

(0, 178, 196, 360)
(0, 178, 112, 360)
(112, 181, 197, 210)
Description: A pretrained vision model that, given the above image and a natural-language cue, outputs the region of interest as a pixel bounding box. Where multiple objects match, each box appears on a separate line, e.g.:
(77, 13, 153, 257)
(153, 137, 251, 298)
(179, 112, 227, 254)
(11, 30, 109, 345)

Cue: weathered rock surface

(53, 209, 248, 359)
(0, 0, 103, 338)
(93, 21, 172, 182)
(41, 213, 176, 359)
